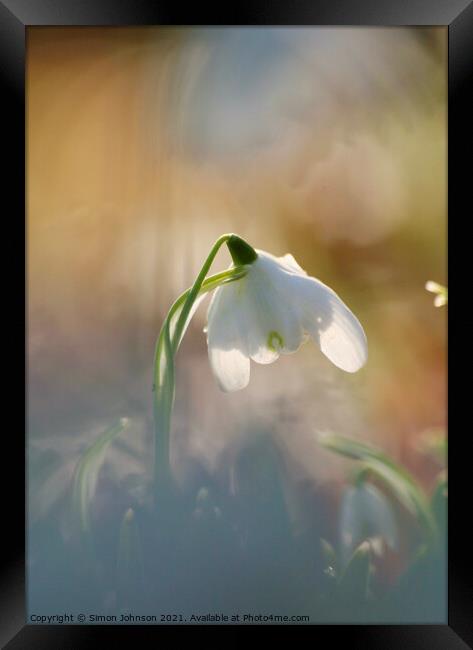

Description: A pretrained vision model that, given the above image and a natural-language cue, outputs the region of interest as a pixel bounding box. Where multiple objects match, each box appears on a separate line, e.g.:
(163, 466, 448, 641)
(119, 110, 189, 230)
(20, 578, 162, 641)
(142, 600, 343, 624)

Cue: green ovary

(267, 330, 284, 352)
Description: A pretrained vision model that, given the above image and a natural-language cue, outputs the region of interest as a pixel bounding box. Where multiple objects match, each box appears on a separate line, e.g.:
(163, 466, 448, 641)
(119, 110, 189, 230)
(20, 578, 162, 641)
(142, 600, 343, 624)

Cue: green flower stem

(153, 267, 246, 395)
(171, 234, 231, 355)
(152, 237, 247, 495)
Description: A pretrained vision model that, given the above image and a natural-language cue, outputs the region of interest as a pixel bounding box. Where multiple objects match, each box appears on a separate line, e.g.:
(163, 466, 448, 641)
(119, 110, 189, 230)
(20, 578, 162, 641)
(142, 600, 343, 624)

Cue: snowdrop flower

(153, 234, 367, 489)
(425, 281, 447, 307)
(206, 239, 367, 392)
(339, 482, 398, 567)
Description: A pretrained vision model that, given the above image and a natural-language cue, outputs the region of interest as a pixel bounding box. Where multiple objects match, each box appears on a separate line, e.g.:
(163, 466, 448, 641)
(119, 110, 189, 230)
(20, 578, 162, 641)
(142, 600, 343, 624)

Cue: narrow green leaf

(319, 432, 436, 537)
(72, 418, 129, 533)
(362, 460, 435, 535)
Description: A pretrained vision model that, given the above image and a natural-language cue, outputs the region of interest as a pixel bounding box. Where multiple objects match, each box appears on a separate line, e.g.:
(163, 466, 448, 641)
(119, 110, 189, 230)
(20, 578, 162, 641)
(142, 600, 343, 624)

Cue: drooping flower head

(339, 482, 398, 567)
(425, 281, 447, 307)
(206, 236, 367, 392)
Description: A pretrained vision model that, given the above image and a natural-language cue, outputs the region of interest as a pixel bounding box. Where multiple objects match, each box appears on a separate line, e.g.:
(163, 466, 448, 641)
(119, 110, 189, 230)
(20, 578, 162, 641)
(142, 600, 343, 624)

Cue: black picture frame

(1, 0, 468, 646)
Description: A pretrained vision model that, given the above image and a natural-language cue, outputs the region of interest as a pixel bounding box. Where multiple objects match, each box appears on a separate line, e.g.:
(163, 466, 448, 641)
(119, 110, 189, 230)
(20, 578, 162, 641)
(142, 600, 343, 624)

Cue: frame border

(1, 0, 468, 646)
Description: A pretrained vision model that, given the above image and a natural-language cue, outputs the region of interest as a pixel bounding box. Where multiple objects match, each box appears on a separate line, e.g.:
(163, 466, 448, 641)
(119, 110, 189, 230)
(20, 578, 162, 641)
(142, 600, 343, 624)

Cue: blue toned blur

(27, 27, 446, 623)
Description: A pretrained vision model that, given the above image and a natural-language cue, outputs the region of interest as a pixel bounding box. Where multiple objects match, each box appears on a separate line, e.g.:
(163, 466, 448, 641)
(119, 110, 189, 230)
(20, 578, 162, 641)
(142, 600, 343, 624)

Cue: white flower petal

(243, 254, 305, 364)
(206, 282, 250, 392)
(278, 253, 308, 275)
(286, 274, 367, 372)
(340, 483, 398, 566)
(244, 281, 281, 364)
(208, 346, 250, 392)
(204, 246, 367, 391)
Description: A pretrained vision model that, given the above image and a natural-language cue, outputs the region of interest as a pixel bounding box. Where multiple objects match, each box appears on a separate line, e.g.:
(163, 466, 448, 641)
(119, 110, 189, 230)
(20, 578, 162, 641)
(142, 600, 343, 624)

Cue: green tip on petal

(227, 235, 258, 266)
(267, 330, 284, 352)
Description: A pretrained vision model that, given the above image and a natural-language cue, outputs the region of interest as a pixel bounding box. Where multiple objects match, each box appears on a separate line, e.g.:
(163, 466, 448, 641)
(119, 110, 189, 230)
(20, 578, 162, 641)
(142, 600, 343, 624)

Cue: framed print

(1, 0, 470, 647)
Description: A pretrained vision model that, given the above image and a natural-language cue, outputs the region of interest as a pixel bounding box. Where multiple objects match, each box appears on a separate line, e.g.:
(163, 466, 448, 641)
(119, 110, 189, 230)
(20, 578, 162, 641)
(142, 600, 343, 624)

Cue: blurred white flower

(425, 281, 447, 307)
(339, 482, 398, 567)
(205, 248, 367, 392)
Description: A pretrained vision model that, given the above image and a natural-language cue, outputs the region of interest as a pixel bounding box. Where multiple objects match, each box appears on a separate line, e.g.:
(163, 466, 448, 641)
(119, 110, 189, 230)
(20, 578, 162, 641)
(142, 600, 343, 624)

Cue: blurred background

(27, 27, 447, 622)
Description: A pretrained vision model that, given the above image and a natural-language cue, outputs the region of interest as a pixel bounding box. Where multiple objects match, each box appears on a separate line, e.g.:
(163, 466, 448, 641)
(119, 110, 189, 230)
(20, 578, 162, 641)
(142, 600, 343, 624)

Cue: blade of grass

(72, 418, 129, 534)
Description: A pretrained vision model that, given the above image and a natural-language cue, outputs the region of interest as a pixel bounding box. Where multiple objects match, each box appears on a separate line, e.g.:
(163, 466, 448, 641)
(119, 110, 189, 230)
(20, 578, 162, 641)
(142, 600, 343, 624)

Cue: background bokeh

(27, 27, 447, 622)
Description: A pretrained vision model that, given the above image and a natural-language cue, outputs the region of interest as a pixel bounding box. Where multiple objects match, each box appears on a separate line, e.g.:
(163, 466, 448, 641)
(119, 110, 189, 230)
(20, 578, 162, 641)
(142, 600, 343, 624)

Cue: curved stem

(171, 234, 231, 356)
(152, 249, 246, 494)
(153, 266, 246, 393)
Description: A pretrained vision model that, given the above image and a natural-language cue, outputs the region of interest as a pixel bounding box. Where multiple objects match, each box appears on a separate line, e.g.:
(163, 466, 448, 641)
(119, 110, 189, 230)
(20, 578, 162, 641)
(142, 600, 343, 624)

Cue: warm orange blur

(27, 27, 446, 495)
